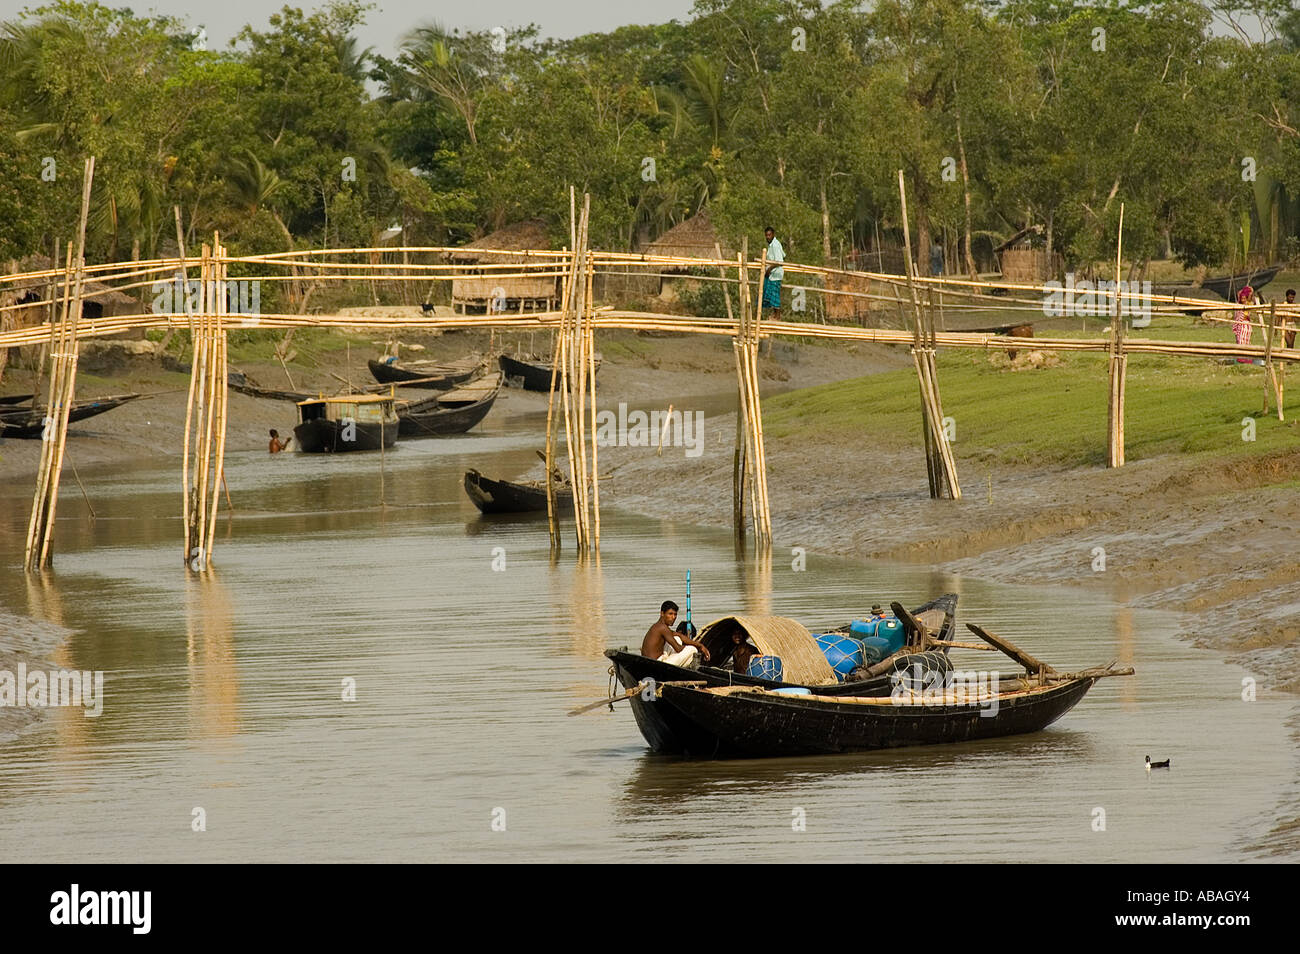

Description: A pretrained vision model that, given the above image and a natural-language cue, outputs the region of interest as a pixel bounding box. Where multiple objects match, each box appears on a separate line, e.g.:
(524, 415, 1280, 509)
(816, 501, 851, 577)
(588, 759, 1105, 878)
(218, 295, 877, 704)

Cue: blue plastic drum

(814, 633, 866, 682)
(747, 655, 784, 682)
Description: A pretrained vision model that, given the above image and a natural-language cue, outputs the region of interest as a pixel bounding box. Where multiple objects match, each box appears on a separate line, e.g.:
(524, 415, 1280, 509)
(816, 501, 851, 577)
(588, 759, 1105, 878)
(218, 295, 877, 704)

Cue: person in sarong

(1283, 289, 1296, 349)
(1233, 285, 1254, 349)
(641, 601, 710, 668)
(762, 226, 784, 319)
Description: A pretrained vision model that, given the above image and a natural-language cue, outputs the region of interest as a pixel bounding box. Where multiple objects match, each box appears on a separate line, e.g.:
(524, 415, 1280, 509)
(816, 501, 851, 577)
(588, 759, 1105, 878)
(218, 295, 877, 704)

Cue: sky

(0, 0, 701, 54)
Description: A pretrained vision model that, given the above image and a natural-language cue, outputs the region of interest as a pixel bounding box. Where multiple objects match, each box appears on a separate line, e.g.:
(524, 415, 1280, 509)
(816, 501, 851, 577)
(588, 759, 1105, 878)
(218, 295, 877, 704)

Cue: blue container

(875, 618, 906, 655)
(747, 655, 784, 682)
(849, 618, 880, 638)
(814, 633, 866, 682)
(861, 635, 893, 664)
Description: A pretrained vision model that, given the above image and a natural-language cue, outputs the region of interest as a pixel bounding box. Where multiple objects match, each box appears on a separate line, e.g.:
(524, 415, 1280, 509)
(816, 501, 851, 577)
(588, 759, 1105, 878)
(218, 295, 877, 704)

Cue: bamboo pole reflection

(742, 546, 773, 617)
(184, 570, 242, 741)
(569, 552, 607, 660)
(24, 571, 92, 762)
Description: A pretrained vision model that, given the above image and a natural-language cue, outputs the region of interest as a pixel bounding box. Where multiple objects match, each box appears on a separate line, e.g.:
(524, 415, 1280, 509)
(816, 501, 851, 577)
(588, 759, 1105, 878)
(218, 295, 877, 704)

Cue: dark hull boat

(464, 469, 574, 514)
(398, 389, 498, 437)
(653, 676, 1097, 759)
(498, 353, 556, 391)
(368, 357, 482, 389)
(498, 353, 601, 392)
(1199, 265, 1281, 301)
(227, 371, 313, 403)
(609, 594, 959, 756)
(293, 419, 396, 452)
(0, 393, 142, 438)
(293, 394, 399, 453)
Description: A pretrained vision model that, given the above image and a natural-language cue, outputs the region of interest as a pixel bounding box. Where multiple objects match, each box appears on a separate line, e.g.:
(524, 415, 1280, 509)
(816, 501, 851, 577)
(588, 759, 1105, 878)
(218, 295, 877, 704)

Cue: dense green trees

(1, 0, 1296, 276)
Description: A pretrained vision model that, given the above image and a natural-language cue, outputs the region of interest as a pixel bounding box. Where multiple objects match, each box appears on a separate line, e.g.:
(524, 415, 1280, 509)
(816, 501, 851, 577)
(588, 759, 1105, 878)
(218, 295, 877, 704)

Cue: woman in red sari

(1232, 285, 1254, 348)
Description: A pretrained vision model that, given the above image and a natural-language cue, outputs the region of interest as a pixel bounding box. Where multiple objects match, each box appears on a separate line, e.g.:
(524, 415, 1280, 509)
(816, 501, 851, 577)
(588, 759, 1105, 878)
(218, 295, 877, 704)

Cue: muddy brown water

(0, 404, 1293, 862)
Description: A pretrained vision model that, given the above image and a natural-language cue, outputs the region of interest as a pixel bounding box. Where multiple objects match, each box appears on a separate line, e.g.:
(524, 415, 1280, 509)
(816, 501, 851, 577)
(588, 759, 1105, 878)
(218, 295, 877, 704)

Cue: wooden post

(1107, 204, 1127, 468)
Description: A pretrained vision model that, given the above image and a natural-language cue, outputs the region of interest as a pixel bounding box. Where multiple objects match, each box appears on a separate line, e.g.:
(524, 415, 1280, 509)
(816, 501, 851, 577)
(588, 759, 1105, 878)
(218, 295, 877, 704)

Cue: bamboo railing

(6, 204, 1300, 570)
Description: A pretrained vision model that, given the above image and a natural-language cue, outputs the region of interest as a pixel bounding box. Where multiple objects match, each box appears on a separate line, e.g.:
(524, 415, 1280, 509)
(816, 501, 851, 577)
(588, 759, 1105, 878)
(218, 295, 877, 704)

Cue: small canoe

(464, 469, 574, 514)
(0, 393, 143, 438)
(498, 353, 601, 392)
(397, 374, 502, 437)
(652, 674, 1099, 759)
(368, 356, 484, 389)
(227, 371, 314, 403)
(293, 394, 398, 452)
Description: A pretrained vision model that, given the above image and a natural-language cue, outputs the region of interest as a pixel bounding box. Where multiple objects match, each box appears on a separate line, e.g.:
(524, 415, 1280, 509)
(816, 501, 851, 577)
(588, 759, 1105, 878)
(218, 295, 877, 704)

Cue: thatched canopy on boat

(448, 220, 557, 311)
(644, 211, 731, 270)
(698, 615, 838, 686)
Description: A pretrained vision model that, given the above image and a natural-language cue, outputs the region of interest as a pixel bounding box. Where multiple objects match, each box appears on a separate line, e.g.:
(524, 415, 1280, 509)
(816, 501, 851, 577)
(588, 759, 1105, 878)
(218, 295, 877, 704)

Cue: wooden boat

(651, 675, 1100, 759)
(367, 356, 484, 389)
(0, 393, 143, 438)
(397, 373, 502, 437)
(464, 469, 574, 514)
(1198, 265, 1282, 301)
(608, 594, 959, 755)
(227, 371, 314, 403)
(498, 353, 601, 392)
(293, 394, 398, 452)
(0, 393, 35, 406)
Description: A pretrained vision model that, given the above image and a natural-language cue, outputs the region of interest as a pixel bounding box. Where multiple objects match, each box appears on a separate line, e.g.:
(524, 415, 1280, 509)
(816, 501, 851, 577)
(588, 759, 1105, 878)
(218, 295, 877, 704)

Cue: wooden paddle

(890, 601, 929, 649)
(567, 683, 648, 716)
(965, 623, 1058, 676)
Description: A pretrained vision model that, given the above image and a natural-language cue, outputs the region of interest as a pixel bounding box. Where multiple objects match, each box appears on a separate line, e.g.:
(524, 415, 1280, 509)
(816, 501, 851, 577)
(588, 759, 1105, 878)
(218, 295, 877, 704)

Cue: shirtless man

(729, 626, 761, 675)
(269, 429, 290, 453)
(641, 600, 710, 668)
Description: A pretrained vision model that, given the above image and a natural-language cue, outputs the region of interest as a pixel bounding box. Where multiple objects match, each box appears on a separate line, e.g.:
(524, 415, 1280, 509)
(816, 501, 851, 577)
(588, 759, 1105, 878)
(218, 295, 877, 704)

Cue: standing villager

(762, 226, 784, 319)
(1233, 286, 1254, 353)
(1284, 289, 1296, 349)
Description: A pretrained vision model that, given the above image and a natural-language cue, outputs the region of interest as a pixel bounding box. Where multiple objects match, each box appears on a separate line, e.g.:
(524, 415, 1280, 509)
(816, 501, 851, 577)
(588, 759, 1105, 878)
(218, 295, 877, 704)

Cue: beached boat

(226, 370, 314, 403)
(650, 674, 1102, 759)
(463, 469, 574, 514)
(607, 594, 959, 755)
(397, 373, 502, 437)
(367, 356, 484, 389)
(498, 353, 601, 392)
(293, 394, 398, 452)
(0, 393, 143, 438)
(1198, 265, 1282, 301)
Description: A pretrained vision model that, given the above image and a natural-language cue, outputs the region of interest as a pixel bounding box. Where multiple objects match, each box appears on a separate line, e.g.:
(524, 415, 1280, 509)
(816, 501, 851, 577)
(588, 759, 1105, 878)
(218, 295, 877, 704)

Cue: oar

(965, 623, 1058, 676)
(890, 601, 929, 648)
(567, 683, 649, 716)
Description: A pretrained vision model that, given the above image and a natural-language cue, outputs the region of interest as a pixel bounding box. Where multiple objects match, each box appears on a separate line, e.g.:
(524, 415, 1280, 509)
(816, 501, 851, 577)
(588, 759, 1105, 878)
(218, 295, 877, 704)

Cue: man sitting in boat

(728, 625, 761, 675)
(642, 601, 710, 668)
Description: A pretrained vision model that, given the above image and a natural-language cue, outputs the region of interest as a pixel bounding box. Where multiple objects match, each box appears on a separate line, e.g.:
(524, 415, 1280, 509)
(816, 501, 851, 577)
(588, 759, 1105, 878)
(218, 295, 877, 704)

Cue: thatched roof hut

(644, 211, 731, 268)
(449, 220, 557, 313)
(2, 254, 138, 326)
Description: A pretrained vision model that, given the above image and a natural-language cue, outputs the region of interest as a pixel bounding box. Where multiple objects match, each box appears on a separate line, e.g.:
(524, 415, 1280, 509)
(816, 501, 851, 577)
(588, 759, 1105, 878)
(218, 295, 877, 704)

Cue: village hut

(996, 226, 1063, 283)
(449, 220, 558, 314)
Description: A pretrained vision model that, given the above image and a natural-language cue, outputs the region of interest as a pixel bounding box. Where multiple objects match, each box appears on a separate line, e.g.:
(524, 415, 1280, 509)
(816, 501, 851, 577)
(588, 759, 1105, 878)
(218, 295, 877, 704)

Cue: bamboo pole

(749, 248, 772, 545)
(545, 252, 568, 550)
(1108, 204, 1127, 468)
(26, 157, 94, 571)
(1264, 301, 1282, 418)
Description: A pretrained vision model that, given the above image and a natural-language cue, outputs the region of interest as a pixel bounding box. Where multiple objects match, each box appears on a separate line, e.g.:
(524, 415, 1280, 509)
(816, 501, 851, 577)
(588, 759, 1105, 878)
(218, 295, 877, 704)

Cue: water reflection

(184, 572, 241, 742)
